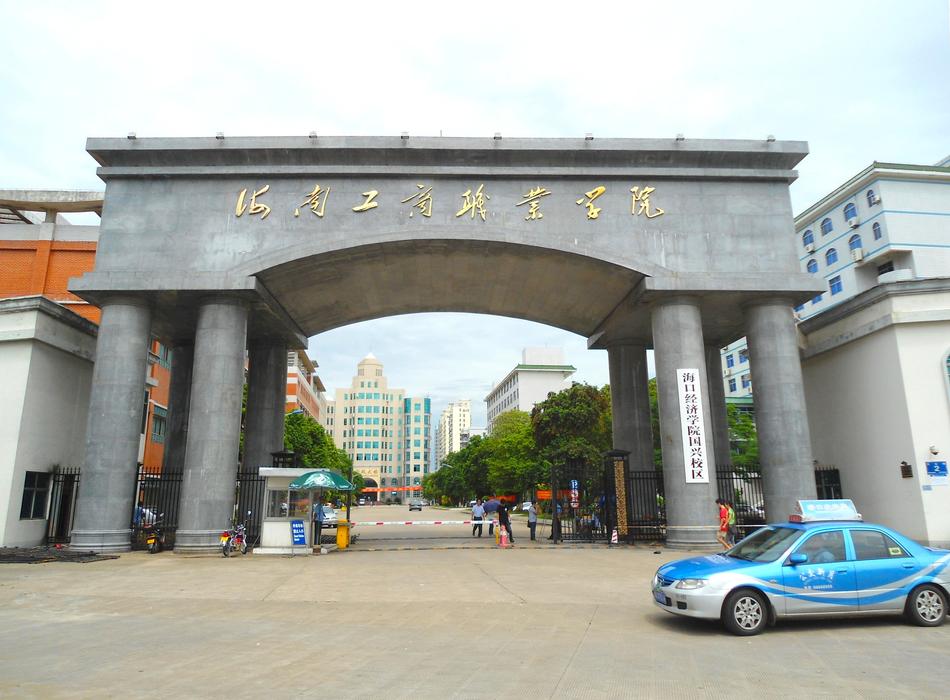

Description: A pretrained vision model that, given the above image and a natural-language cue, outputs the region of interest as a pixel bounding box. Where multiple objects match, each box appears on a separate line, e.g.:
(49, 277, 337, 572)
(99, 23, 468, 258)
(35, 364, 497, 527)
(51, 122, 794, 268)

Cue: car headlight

(674, 578, 707, 590)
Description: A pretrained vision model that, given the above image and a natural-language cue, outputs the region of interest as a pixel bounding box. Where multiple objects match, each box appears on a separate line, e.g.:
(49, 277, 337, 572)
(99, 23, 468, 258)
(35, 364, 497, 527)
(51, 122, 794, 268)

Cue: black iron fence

(127, 467, 266, 549)
(618, 464, 842, 543)
(46, 466, 81, 545)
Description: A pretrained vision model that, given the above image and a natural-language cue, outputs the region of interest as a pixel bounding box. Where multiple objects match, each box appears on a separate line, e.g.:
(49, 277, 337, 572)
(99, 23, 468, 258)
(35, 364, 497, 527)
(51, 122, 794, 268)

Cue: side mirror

(788, 553, 808, 566)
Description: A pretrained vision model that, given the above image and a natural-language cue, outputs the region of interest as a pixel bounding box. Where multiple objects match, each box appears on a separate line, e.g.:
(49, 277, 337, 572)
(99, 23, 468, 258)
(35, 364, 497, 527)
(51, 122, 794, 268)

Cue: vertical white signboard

(677, 369, 709, 484)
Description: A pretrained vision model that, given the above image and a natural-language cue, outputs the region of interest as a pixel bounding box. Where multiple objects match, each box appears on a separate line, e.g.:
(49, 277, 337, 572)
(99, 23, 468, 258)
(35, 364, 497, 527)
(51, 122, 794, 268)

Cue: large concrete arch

(68, 136, 823, 552)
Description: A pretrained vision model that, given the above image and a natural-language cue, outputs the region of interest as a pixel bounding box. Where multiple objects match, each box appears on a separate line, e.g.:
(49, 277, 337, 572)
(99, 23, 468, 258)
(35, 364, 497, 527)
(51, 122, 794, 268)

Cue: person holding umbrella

(497, 502, 514, 544)
(483, 497, 501, 536)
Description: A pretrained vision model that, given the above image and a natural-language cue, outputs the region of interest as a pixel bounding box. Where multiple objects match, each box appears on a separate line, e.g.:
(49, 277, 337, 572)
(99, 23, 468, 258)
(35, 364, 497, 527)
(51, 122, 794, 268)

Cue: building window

(806, 259, 818, 273)
(873, 222, 882, 240)
(820, 218, 833, 235)
(726, 353, 734, 368)
(877, 260, 895, 275)
(794, 304, 805, 313)
(738, 349, 749, 364)
(829, 276, 843, 295)
(812, 293, 823, 305)
(825, 248, 838, 265)
(849, 234, 863, 251)
(20, 471, 51, 519)
(151, 407, 167, 444)
(843, 202, 857, 221)
(728, 378, 737, 392)
(802, 230, 814, 247)
(741, 374, 752, 389)
(866, 189, 877, 206)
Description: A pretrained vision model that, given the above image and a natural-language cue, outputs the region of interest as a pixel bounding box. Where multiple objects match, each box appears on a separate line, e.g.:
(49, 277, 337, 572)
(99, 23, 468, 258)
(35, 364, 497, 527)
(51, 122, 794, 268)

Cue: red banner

(360, 486, 422, 493)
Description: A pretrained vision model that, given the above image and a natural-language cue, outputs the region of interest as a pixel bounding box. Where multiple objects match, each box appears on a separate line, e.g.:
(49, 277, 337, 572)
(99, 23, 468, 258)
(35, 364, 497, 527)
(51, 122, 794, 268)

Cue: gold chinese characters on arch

(233, 183, 667, 221)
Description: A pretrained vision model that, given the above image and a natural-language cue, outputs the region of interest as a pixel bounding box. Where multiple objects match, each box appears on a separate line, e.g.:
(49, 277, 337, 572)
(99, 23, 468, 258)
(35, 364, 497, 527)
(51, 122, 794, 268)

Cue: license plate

(146, 537, 155, 544)
(653, 589, 669, 605)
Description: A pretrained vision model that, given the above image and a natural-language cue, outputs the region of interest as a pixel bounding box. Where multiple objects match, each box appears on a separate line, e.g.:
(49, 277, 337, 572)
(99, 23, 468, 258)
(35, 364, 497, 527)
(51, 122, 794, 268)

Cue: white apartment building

(327, 354, 431, 502)
(285, 350, 327, 420)
(459, 427, 486, 451)
(485, 347, 575, 433)
(435, 399, 471, 465)
(720, 157, 950, 400)
(717, 157, 950, 545)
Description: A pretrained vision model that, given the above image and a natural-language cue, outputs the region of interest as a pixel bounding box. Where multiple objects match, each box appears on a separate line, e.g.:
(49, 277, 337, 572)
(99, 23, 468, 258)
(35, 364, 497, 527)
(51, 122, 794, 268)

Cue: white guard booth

(255, 468, 317, 555)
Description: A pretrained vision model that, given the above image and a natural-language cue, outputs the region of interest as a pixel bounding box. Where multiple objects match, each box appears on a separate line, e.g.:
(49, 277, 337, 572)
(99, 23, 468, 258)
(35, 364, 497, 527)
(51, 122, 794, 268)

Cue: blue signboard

(290, 519, 307, 546)
(925, 461, 947, 477)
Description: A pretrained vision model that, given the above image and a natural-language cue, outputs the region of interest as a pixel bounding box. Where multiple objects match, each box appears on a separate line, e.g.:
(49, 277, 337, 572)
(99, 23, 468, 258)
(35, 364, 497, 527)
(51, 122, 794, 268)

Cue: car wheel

(906, 584, 947, 627)
(722, 589, 768, 636)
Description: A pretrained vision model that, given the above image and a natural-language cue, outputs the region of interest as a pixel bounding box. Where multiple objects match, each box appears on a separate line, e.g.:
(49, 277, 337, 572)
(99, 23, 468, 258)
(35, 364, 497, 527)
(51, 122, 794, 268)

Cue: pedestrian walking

(498, 503, 514, 544)
(715, 498, 730, 550)
(726, 500, 738, 545)
(314, 500, 325, 546)
(472, 498, 485, 537)
(527, 501, 537, 541)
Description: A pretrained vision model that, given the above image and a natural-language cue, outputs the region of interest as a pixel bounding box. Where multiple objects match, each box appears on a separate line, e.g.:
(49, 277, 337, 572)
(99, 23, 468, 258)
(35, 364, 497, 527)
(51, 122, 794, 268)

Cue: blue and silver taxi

(652, 500, 950, 635)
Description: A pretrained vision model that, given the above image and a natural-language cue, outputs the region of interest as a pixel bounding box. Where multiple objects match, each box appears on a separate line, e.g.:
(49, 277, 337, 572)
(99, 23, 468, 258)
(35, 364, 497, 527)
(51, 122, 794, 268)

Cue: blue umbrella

(483, 499, 501, 513)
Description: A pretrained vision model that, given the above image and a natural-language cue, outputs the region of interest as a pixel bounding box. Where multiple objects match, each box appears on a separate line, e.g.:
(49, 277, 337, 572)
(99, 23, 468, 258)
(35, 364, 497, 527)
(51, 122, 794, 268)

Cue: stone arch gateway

(70, 136, 823, 552)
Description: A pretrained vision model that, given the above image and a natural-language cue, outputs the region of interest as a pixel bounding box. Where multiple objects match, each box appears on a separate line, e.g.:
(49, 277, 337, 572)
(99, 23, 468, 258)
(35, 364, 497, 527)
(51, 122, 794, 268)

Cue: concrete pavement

(0, 543, 948, 699)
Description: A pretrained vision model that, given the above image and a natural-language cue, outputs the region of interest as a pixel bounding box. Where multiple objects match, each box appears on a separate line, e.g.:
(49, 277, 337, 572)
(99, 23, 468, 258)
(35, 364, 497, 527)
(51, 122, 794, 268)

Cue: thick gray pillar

(706, 344, 732, 468)
(651, 297, 719, 550)
(70, 297, 152, 553)
(606, 342, 654, 471)
(244, 340, 288, 470)
(160, 342, 193, 474)
(175, 297, 248, 553)
(745, 300, 816, 522)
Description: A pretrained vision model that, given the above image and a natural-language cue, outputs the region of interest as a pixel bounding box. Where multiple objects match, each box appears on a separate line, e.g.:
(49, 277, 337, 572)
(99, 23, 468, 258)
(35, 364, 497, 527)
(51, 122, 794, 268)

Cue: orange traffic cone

(499, 525, 512, 548)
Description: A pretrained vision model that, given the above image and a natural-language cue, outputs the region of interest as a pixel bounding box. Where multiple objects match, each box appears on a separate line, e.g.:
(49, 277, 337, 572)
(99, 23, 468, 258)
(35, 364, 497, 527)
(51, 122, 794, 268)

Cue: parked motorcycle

(220, 511, 252, 557)
(144, 515, 166, 554)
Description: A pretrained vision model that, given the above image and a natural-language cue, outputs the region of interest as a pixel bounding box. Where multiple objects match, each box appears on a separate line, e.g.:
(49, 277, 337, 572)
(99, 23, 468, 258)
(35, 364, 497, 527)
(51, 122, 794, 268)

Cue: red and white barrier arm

(350, 520, 500, 526)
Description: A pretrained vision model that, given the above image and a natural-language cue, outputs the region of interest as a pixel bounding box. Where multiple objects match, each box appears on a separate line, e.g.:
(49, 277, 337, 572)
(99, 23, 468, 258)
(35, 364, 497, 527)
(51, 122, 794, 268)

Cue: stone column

(745, 299, 816, 522)
(160, 342, 194, 474)
(70, 297, 152, 553)
(244, 340, 288, 470)
(651, 296, 719, 550)
(175, 297, 248, 553)
(706, 344, 732, 469)
(606, 342, 654, 470)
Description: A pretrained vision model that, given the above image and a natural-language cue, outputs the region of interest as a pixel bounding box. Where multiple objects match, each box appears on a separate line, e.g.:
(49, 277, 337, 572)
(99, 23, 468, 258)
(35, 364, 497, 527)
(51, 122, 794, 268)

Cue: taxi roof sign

(789, 499, 863, 523)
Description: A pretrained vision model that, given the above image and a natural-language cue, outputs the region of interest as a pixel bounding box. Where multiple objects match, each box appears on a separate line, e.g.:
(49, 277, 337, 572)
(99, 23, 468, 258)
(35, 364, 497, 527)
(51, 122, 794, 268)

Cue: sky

(2, 1, 949, 428)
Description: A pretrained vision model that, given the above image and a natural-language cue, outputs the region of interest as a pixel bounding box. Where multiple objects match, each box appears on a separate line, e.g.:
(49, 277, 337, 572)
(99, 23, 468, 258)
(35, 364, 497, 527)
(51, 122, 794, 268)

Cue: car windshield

(727, 526, 801, 562)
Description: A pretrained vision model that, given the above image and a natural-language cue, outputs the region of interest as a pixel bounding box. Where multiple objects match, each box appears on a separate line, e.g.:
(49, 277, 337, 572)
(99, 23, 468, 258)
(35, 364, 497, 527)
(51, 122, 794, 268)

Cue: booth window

(20, 471, 51, 519)
(266, 489, 309, 518)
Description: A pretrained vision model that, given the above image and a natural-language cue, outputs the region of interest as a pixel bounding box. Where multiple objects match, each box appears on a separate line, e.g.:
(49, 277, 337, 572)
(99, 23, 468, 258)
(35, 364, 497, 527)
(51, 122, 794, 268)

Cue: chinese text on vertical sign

(676, 369, 709, 484)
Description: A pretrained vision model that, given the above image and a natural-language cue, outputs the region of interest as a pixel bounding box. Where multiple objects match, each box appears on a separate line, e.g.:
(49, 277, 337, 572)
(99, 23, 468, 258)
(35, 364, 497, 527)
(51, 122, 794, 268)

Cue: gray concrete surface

(1, 543, 947, 699)
(652, 297, 719, 549)
(243, 340, 288, 471)
(606, 342, 654, 471)
(69, 297, 152, 553)
(176, 297, 248, 552)
(745, 300, 818, 522)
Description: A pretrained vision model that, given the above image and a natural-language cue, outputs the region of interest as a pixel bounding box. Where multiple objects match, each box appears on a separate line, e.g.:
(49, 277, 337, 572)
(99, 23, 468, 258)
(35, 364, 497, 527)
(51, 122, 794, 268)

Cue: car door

(850, 528, 918, 613)
(782, 529, 858, 615)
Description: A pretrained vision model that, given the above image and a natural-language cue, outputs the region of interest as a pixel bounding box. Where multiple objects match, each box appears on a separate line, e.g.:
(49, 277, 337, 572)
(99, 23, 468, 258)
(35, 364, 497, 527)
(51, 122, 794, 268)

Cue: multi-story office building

(328, 354, 430, 502)
(485, 347, 575, 433)
(435, 399, 471, 465)
(403, 396, 432, 492)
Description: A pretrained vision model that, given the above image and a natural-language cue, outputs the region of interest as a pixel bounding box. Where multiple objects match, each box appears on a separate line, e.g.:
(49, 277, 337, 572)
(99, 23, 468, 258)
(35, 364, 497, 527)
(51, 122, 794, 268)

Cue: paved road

(1, 543, 948, 698)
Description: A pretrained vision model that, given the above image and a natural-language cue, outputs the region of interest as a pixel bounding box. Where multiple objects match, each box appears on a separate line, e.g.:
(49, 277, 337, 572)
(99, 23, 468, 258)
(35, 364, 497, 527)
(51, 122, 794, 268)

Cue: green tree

(531, 383, 612, 474)
(649, 378, 662, 469)
(727, 405, 758, 466)
(485, 410, 541, 497)
(284, 412, 352, 474)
